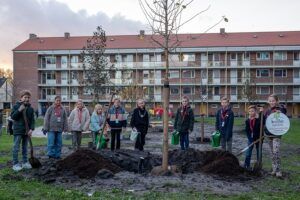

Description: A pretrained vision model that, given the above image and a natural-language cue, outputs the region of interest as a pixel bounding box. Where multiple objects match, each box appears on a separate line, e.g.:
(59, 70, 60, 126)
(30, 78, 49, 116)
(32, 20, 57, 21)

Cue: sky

(1, 0, 300, 70)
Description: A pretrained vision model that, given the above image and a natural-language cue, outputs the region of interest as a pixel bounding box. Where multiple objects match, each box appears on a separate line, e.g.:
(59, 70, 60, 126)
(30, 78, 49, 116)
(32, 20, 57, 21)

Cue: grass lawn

(0, 118, 299, 199)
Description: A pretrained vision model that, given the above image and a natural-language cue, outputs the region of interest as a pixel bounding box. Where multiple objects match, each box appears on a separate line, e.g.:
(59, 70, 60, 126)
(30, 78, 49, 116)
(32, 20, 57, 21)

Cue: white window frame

(274, 51, 287, 61)
(182, 86, 195, 95)
(274, 69, 287, 77)
(256, 69, 269, 77)
(170, 86, 180, 94)
(230, 53, 237, 60)
(274, 86, 287, 94)
(169, 70, 180, 78)
(256, 52, 270, 60)
(182, 70, 195, 78)
(256, 86, 270, 95)
(294, 69, 300, 78)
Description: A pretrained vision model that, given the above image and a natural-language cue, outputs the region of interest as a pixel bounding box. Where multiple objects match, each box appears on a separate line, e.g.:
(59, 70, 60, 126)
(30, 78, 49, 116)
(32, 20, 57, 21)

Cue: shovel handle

(236, 135, 265, 157)
(28, 136, 34, 159)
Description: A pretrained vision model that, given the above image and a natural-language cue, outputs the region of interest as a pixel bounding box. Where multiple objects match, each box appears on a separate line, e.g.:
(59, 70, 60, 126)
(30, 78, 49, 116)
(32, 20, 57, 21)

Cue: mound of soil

(168, 148, 244, 176)
(201, 150, 244, 176)
(56, 149, 121, 178)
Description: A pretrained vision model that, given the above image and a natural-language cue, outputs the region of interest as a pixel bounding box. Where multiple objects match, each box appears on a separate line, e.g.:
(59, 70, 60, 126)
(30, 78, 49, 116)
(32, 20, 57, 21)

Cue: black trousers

(135, 127, 147, 151)
(111, 129, 121, 151)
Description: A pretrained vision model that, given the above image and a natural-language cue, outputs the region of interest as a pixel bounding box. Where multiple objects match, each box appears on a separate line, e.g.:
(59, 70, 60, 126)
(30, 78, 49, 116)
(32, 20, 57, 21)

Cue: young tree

(81, 26, 114, 103)
(139, 0, 227, 171)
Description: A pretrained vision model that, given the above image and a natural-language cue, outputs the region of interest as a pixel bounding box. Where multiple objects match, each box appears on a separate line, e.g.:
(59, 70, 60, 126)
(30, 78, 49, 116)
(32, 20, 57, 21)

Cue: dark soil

(168, 148, 244, 176)
(56, 149, 121, 178)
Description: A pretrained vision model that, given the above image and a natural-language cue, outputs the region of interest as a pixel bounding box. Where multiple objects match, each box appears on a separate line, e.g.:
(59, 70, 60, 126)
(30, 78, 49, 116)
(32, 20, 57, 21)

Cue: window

(169, 70, 179, 78)
(213, 53, 220, 61)
(46, 72, 56, 80)
(274, 52, 287, 60)
(294, 69, 300, 78)
(294, 52, 300, 60)
(214, 87, 220, 95)
(231, 86, 237, 95)
(244, 52, 250, 60)
(46, 57, 56, 64)
(83, 87, 93, 95)
(182, 70, 195, 78)
(115, 55, 122, 62)
(71, 56, 78, 63)
(71, 87, 78, 95)
(274, 86, 287, 94)
(256, 69, 269, 77)
(274, 69, 287, 77)
(71, 71, 78, 79)
(201, 87, 207, 95)
(256, 86, 270, 95)
(170, 86, 179, 94)
(182, 54, 195, 61)
(169, 54, 179, 62)
(213, 70, 220, 79)
(256, 52, 270, 60)
(230, 53, 237, 60)
(46, 88, 56, 95)
(293, 86, 300, 95)
(233, 104, 240, 108)
(182, 86, 194, 94)
(200, 70, 207, 79)
(61, 56, 68, 65)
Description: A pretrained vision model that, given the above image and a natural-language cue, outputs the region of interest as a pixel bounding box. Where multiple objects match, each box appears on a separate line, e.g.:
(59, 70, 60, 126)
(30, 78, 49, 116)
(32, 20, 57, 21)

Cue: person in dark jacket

(0, 109, 3, 135)
(174, 96, 194, 150)
(130, 99, 149, 151)
(244, 105, 264, 169)
(215, 97, 234, 152)
(263, 94, 287, 177)
(107, 98, 127, 151)
(11, 90, 35, 171)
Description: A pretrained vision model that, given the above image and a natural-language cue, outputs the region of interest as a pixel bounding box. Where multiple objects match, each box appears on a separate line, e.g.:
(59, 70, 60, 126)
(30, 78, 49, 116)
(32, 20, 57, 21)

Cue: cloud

(0, 0, 144, 69)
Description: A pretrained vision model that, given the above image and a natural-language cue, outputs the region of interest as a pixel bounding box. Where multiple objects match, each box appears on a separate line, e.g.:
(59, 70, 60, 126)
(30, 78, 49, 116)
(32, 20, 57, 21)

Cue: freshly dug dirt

(168, 148, 244, 176)
(56, 149, 121, 178)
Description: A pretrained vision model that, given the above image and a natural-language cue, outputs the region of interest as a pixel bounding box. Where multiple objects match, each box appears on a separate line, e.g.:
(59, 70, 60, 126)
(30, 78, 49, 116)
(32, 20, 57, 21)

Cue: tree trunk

(162, 47, 170, 171)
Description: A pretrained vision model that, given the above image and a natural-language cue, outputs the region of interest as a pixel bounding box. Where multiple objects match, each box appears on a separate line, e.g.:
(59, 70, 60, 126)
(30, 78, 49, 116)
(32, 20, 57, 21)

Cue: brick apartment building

(13, 30, 300, 117)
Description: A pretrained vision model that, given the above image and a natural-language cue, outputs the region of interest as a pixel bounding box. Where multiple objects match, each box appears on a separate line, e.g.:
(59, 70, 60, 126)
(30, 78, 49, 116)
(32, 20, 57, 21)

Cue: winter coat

(130, 107, 149, 133)
(10, 101, 35, 135)
(174, 105, 194, 133)
(215, 106, 234, 141)
(68, 107, 90, 132)
(245, 113, 263, 141)
(43, 105, 68, 132)
(264, 105, 287, 138)
(89, 111, 105, 132)
(107, 106, 127, 129)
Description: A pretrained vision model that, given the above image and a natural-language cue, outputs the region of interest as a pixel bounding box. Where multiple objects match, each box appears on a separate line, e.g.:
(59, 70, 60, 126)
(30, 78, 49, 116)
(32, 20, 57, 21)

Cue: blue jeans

(13, 135, 29, 165)
(180, 131, 189, 150)
(47, 131, 62, 158)
(244, 137, 261, 168)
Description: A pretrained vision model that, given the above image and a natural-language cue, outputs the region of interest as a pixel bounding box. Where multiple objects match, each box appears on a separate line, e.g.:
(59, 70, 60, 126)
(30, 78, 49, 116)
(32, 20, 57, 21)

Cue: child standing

(174, 96, 194, 150)
(244, 105, 263, 169)
(215, 97, 234, 152)
(264, 94, 287, 177)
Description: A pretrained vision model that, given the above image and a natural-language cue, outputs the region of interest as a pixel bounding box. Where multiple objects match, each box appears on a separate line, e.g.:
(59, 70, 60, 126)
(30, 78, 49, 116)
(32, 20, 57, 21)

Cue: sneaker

(276, 172, 282, 177)
(22, 162, 32, 169)
(12, 164, 22, 172)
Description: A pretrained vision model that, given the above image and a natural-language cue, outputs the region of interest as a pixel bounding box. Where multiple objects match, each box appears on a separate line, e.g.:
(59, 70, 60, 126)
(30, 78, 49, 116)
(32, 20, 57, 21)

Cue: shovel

(22, 109, 42, 168)
(235, 135, 265, 157)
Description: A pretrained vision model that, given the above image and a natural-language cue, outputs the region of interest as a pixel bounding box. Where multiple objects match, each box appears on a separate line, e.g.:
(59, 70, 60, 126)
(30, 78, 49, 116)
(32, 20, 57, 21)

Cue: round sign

(266, 112, 290, 135)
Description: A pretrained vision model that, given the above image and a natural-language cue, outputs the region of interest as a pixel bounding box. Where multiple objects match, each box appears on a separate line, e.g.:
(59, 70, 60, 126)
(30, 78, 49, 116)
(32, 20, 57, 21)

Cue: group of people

(10, 89, 287, 177)
(215, 94, 287, 177)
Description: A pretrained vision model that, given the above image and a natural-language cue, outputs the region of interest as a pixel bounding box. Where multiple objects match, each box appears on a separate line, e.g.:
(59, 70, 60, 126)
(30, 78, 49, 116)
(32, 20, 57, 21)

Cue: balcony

(231, 95, 237, 101)
(293, 95, 300, 101)
(294, 60, 300, 67)
(294, 78, 300, 84)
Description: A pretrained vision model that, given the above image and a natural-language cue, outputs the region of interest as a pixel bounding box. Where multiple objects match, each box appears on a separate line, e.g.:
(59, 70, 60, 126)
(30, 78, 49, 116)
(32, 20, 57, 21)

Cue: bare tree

(139, 0, 227, 171)
(81, 26, 114, 103)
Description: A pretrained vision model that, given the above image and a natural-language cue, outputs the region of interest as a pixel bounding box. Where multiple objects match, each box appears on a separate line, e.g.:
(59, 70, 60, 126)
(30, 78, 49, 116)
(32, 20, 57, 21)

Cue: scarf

(250, 117, 256, 133)
(54, 105, 61, 117)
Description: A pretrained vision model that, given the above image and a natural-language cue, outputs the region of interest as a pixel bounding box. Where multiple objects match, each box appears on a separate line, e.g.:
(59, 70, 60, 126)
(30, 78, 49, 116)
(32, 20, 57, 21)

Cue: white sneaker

(22, 162, 32, 169)
(12, 164, 22, 172)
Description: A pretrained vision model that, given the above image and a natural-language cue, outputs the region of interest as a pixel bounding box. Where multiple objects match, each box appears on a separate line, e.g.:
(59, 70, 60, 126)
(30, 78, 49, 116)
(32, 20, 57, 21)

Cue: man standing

(43, 96, 68, 159)
(69, 99, 90, 150)
(11, 90, 35, 171)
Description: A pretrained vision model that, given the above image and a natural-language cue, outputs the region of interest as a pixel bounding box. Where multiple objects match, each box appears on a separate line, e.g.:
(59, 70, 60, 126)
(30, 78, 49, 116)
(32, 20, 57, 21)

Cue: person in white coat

(69, 99, 90, 149)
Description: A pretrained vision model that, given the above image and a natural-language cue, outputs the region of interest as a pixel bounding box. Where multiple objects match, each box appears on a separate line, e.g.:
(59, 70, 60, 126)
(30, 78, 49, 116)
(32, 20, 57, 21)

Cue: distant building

(0, 77, 12, 110)
(13, 30, 300, 117)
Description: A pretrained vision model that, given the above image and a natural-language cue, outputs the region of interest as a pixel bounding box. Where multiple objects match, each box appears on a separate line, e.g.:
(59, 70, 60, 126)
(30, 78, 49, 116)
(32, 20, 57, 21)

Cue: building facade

(13, 30, 300, 117)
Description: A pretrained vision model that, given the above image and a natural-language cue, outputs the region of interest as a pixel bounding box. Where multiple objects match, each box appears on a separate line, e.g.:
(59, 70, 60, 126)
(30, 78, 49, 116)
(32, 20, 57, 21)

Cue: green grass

(0, 117, 299, 199)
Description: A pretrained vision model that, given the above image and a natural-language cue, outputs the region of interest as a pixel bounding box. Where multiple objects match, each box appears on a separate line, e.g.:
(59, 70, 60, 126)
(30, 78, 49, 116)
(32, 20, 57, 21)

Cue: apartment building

(13, 30, 300, 117)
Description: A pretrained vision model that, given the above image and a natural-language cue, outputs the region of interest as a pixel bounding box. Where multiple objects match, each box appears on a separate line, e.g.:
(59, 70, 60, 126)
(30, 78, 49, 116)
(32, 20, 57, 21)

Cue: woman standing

(90, 104, 105, 146)
(69, 99, 90, 150)
(130, 99, 149, 151)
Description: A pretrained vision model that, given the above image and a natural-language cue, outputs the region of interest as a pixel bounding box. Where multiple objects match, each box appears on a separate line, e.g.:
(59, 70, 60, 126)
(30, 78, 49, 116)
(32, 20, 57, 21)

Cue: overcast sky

(1, 0, 300, 70)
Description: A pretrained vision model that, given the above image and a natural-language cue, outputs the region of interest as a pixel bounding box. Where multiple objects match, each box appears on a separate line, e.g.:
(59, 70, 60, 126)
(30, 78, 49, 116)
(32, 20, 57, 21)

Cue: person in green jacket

(11, 90, 35, 171)
(174, 96, 194, 150)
